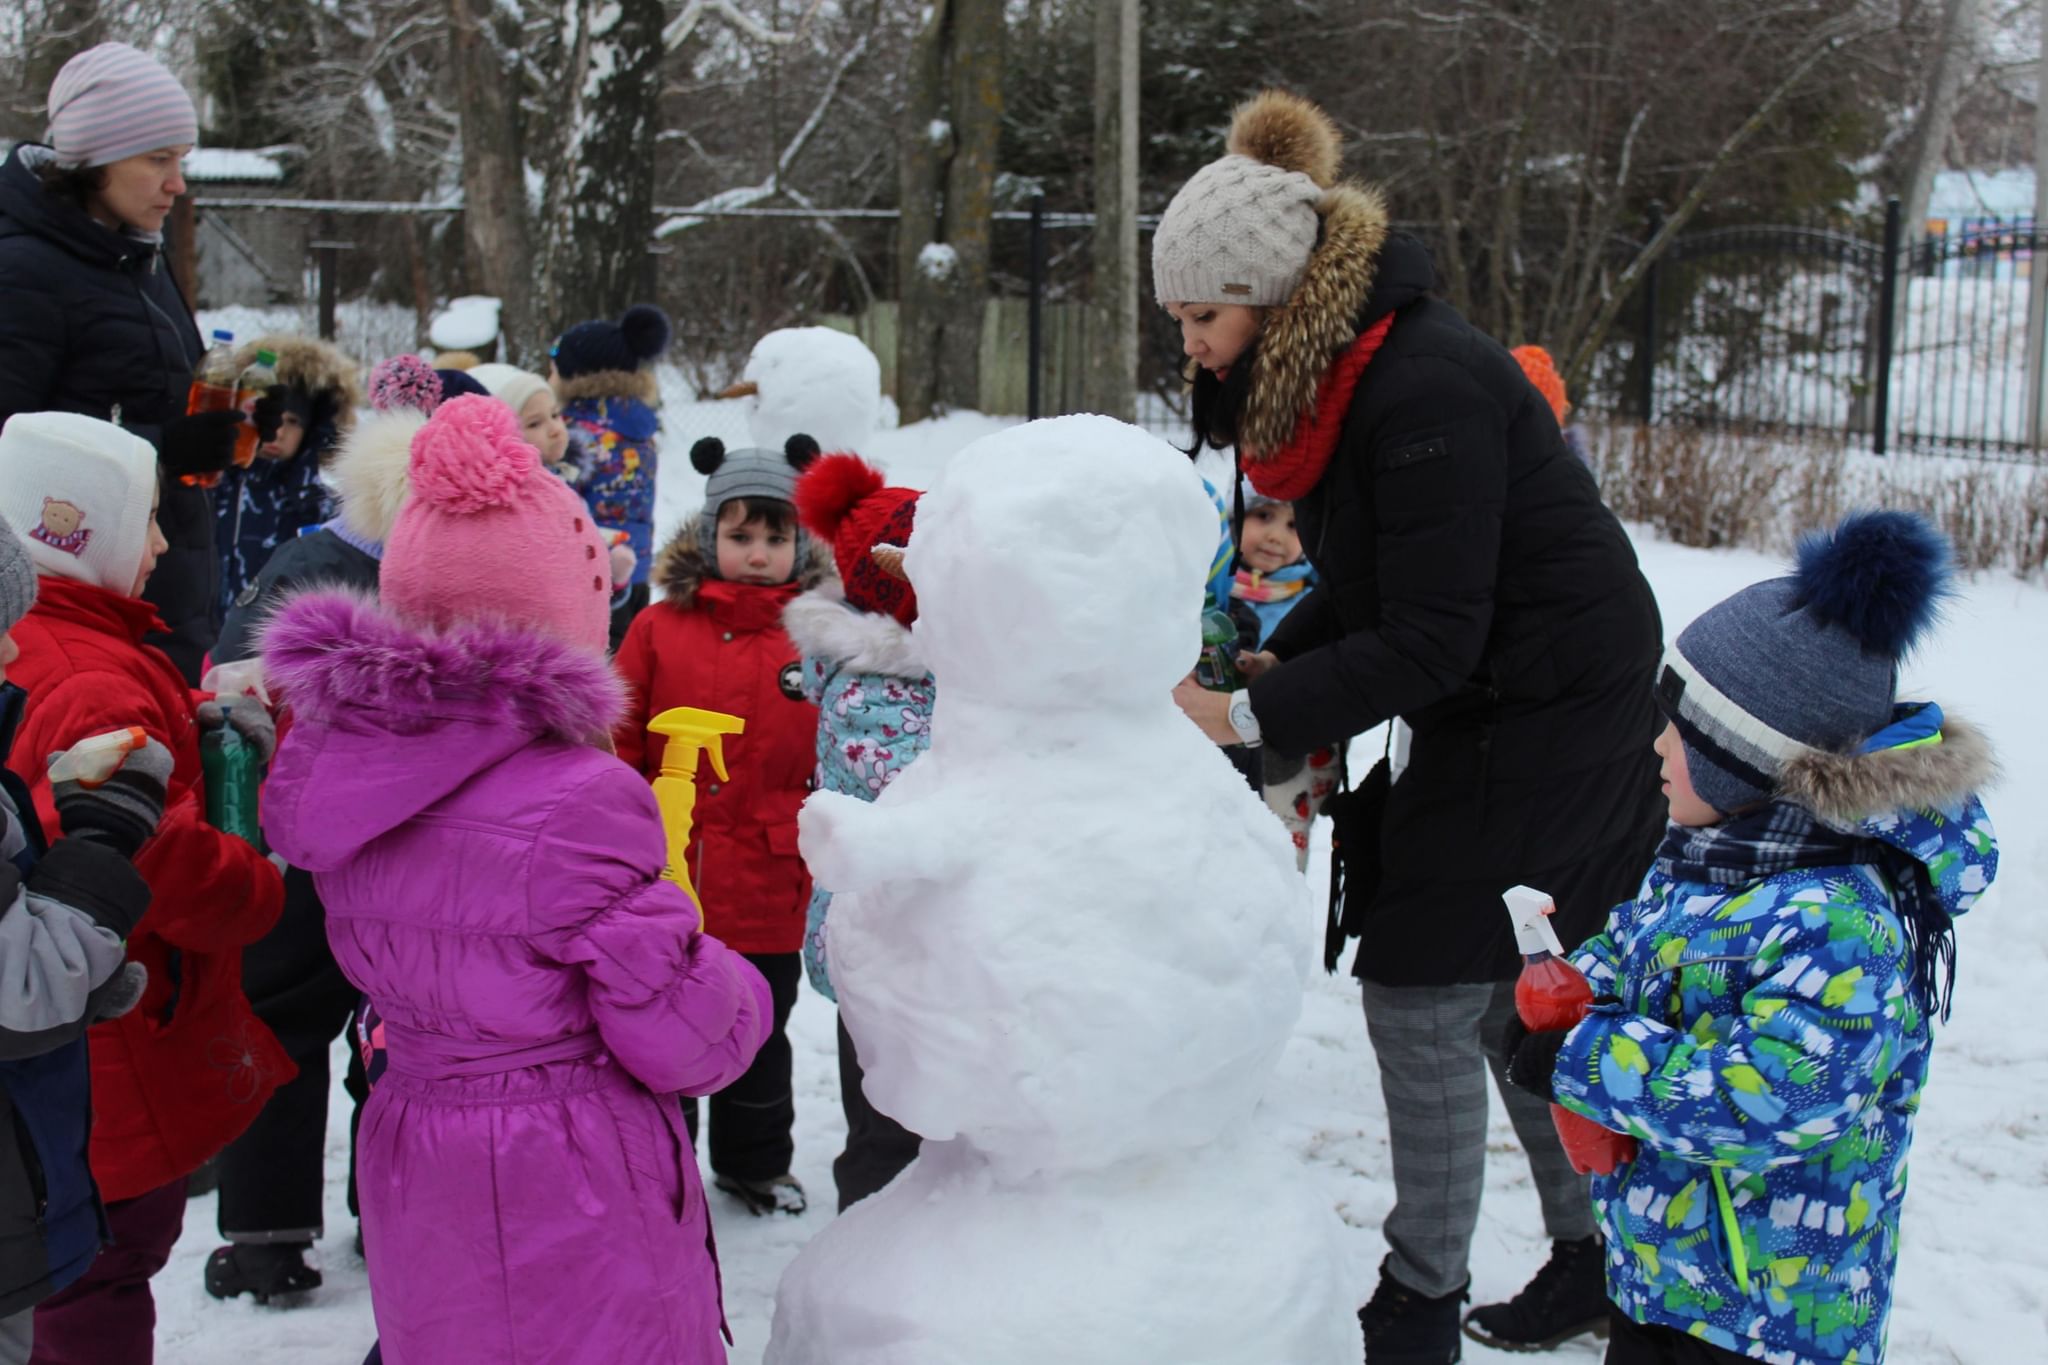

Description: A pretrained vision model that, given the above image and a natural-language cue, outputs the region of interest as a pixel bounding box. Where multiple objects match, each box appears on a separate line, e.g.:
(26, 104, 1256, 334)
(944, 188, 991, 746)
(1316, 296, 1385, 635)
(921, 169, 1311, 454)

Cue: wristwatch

(1227, 690, 1263, 748)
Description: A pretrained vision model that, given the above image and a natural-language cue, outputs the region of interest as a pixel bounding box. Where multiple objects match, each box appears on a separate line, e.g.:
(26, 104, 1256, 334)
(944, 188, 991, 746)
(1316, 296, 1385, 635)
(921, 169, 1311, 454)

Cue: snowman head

(908, 415, 1216, 709)
(741, 327, 882, 453)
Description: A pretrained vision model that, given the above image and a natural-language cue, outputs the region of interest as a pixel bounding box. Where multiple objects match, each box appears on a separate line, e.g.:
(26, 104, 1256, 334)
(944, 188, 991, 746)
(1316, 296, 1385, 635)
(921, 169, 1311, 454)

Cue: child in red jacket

(613, 433, 823, 1214)
(0, 412, 287, 1362)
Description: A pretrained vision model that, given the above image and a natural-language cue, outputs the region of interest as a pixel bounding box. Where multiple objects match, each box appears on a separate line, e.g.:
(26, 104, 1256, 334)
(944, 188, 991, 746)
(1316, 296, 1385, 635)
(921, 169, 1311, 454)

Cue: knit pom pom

(691, 437, 726, 475)
(1227, 89, 1342, 188)
(785, 433, 821, 470)
(620, 304, 672, 362)
(1511, 345, 1569, 426)
(1791, 509, 1953, 659)
(407, 396, 537, 514)
(369, 355, 443, 415)
(794, 452, 886, 540)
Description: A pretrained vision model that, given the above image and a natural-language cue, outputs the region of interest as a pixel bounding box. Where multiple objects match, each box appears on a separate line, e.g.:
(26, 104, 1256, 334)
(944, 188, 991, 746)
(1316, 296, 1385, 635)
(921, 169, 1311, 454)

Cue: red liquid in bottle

(1506, 888, 1638, 1176)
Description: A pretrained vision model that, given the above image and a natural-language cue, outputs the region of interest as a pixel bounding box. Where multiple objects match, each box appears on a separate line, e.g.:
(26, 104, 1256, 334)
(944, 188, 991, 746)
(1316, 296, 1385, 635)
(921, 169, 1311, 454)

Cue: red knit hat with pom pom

(794, 453, 921, 625)
(381, 395, 613, 653)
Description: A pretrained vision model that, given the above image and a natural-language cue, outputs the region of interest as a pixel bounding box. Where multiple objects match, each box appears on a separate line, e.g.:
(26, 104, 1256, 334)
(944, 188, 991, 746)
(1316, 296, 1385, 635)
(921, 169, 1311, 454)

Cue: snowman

(736, 326, 883, 453)
(766, 415, 1353, 1365)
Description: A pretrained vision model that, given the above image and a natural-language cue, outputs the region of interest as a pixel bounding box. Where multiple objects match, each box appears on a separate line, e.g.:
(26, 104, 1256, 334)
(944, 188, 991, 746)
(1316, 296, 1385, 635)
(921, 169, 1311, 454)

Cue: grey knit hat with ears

(1151, 90, 1345, 307)
(0, 513, 39, 634)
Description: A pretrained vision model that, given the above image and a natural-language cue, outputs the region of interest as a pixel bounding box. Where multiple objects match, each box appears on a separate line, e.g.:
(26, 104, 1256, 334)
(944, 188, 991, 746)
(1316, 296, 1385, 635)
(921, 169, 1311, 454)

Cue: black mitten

(158, 409, 244, 478)
(1500, 1014, 1570, 1101)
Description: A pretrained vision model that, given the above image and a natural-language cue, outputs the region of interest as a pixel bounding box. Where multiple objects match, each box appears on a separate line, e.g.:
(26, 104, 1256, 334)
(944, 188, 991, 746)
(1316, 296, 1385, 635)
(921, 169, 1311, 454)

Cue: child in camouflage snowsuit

(1499, 511, 1997, 1365)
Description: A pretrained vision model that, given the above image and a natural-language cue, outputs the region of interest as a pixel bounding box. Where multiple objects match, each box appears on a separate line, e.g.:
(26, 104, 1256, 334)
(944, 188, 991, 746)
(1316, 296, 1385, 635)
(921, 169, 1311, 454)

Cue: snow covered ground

(154, 412, 2047, 1364)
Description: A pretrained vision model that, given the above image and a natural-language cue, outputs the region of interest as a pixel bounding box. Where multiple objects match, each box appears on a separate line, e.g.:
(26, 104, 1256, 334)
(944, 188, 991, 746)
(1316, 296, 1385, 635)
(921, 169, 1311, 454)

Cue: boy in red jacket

(613, 433, 822, 1214)
(0, 412, 287, 1363)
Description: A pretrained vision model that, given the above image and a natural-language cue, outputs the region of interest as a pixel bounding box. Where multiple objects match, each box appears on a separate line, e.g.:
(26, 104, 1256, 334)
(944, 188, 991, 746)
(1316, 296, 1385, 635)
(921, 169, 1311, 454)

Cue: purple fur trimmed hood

(260, 589, 625, 870)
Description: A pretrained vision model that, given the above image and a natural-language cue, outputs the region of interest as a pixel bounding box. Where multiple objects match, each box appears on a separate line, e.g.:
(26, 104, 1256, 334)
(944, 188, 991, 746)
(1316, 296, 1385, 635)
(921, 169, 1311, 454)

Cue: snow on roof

(183, 147, 288, 183)
(1929, 168, 2034, 221)
(429, 296, 503, 350)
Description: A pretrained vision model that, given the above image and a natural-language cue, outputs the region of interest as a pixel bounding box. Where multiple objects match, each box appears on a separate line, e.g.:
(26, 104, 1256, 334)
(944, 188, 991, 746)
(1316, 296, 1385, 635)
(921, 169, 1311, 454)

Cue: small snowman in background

(766, 415, 1353, 1365)
(728, 326, 883, 452)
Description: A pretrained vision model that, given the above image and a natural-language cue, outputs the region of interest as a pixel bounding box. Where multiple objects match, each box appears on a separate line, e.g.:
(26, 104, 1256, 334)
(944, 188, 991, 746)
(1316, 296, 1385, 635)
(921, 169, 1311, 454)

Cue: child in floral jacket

(549, 305, 670, 649)
(1498, 511, 1998, 1365)
(787, 453, 931, 1212)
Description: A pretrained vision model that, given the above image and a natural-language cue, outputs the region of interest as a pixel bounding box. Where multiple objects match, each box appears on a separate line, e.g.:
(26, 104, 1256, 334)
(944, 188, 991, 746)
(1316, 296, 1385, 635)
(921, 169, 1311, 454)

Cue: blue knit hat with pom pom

(1654, 510, 1954, 816)
(550, 304, 671, 379)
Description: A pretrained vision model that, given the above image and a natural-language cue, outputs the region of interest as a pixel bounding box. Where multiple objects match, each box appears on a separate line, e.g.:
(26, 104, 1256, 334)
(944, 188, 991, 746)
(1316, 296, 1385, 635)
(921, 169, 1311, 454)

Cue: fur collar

(332, 406, 423, 546)
(1778, 711, 1997, 827)
(783, 580, 927, 677)
(1241, 183, 1390, 458)
(555, 368, 660, 407)
(654, 517, 831, 609)
(261, 589, 623, 743)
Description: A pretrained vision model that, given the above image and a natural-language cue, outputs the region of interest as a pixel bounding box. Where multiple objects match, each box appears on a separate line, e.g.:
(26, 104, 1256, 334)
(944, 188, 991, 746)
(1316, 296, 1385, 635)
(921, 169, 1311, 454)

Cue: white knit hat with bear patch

(0, 413, 159, 595)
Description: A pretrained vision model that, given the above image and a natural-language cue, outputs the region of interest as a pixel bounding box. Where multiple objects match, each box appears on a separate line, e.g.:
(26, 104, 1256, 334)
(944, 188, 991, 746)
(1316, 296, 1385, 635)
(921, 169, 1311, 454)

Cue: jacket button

(721, 632, 733, 642)
(706, 783, 721, 794)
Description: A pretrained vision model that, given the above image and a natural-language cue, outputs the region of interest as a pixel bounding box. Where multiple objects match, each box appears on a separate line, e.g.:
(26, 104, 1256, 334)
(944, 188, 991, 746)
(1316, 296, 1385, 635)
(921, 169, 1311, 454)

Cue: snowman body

(767, 416, 1353, 1365)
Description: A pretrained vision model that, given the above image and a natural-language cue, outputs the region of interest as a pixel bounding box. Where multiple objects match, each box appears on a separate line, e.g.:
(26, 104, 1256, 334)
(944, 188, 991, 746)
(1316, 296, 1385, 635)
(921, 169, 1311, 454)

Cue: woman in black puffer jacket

(0, 43, 243, 683)
(1164, 92, 1665, 1364)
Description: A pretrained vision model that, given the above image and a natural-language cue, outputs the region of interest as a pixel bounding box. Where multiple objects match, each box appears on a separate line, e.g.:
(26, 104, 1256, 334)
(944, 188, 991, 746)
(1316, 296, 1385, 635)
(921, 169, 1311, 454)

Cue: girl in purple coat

(259, 396, 772, 1365)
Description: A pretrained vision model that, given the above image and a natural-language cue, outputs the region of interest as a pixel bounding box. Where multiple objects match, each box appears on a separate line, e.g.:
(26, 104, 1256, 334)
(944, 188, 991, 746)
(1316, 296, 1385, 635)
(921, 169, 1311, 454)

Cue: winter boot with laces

(204, 1241, 323, 1304)
(714, 1172, 807, 1216)
(1461, 1235, 1609, 1351)
(1359, 1258, 1466, 1364)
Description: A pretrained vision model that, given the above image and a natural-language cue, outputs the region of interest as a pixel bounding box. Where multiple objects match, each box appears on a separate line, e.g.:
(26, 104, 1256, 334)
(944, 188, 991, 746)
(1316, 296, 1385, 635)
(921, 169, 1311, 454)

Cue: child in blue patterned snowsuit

(786, 453, 931, 1213)
(548, 304, 670, 650)
(1496, 511, 1998, 1365)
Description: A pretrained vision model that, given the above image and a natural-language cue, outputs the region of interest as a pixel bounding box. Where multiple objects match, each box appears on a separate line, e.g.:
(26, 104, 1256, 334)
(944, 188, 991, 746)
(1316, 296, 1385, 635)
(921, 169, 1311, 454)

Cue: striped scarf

(1658, 800, 1959, 1023)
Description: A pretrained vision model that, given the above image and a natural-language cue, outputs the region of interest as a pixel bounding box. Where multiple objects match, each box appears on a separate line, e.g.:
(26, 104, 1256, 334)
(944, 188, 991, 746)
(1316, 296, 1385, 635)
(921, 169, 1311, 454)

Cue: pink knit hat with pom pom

(380, 396, 612, 654)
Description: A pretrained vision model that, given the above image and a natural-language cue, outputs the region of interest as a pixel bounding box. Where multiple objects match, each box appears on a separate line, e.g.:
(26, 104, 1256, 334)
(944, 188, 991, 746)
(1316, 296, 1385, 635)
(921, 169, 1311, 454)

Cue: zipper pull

(109, 403, 124, 429)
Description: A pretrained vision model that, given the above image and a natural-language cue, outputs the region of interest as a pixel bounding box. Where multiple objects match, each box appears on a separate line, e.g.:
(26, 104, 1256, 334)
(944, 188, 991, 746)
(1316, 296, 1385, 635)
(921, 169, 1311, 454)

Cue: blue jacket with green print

(1552, 714, 1998, 1365)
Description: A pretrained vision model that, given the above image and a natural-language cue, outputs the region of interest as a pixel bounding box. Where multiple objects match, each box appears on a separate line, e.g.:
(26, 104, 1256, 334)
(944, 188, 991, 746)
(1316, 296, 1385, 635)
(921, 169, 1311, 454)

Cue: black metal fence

(1629, 199, 2044, 457)
(190, 193, 2045, 457)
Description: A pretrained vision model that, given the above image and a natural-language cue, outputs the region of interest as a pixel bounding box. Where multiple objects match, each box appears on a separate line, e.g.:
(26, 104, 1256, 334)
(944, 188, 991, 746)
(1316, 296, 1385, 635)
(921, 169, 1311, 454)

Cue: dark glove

(198, 693, 276, 762)
(1500, 1014, 1571, 1101)
(158, 409, 245, 478)
(51, 737, 173, 859)
(88, 962, 148, 1022)
(250, 385, 292, 444)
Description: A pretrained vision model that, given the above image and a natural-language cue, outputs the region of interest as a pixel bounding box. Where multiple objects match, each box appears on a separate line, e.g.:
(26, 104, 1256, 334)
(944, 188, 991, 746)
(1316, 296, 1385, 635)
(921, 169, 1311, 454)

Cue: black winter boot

(714, 1172, 807, 1216)
(1360, 1258, 1466, 1364)
(204, 1242, 322, 1304)
(1461, 1236, 1609, 1351)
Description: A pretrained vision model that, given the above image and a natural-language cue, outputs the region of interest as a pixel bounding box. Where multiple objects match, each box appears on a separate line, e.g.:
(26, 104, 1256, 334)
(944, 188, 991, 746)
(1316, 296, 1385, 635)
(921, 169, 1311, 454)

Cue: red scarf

(1241, 314, 1395, 500)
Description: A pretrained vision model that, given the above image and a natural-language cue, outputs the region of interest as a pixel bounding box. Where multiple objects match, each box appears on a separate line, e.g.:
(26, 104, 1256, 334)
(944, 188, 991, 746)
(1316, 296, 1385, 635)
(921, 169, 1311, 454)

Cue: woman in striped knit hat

(0, 42, 243, 687)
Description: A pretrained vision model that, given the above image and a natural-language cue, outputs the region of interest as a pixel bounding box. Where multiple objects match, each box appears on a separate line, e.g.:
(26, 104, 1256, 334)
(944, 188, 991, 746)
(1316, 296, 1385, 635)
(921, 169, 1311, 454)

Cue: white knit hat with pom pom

(1152, 90, 1344, 307)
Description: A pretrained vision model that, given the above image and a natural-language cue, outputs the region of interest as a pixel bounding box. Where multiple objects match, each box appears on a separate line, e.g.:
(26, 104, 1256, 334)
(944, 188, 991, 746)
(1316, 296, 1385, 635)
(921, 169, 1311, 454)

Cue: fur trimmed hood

(330, 405, 424, 546)
(1779, 709, 1997, 830)
(654, 515, 830, 609)
(555, 368, 660, 408)
(234, 334, 362, 431)
(1239, 182, 1391, 457)
(262, 588, 623, 744)
(783, 579, 927, 678)
(260, 589, 625, 873)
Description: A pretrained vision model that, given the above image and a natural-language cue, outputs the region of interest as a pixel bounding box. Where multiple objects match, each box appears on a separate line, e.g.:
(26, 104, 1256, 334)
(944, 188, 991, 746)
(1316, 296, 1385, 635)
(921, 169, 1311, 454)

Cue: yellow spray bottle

(646, 707, 747, 925)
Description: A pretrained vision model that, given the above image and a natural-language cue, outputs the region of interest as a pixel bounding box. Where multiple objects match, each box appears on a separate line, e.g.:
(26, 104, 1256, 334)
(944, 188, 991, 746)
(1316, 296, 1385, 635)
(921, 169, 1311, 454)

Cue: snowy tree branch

(663, 0, 823, 53)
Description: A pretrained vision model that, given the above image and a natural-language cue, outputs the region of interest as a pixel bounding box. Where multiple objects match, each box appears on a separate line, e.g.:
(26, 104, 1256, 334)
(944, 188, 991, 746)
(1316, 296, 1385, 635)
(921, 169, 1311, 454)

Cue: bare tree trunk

(537, 0, 666, 340)
(894, 1, 949, 423)
(408, 219, 434, 344)
(450, 0, 532, 355)
(895, 0, 1004, 421)
(1896, 0, 1983, 241)
(1082, 0, 1138, 421)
